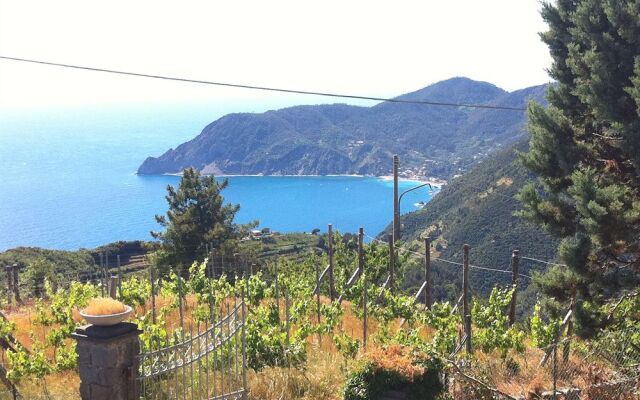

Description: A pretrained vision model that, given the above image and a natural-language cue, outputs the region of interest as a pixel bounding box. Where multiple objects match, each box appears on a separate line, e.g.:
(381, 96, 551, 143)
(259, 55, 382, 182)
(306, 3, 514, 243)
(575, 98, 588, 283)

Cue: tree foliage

(152, 168, 250, 275)
(518, 0, 640, 332)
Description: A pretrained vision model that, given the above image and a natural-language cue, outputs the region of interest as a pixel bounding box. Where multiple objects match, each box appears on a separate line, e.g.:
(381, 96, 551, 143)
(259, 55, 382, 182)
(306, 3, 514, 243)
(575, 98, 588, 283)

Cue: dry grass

(11, 372, 80, 399)
(248, 347, 346, 400)
(465, 341, 626, 399)
(82, 297, 126, 315)
(364, 344, 424, 382)
(1, 305, 81, 398)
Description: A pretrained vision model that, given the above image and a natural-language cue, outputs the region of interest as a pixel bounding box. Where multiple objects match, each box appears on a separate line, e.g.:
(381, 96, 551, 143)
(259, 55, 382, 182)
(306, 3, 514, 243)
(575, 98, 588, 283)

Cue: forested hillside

(138, 78, 547, 179)
(382, 140, 559, 313)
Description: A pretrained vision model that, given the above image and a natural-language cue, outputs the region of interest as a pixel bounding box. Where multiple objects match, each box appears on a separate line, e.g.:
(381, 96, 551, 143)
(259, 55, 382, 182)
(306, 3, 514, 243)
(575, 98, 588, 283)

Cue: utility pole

(392, 155, 400, 243)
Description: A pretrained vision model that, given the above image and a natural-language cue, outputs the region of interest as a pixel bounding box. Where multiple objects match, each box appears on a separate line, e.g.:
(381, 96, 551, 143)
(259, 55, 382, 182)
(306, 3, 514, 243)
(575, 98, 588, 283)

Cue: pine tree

(152, 168, 248, 275)
(518, 0, 640, 333)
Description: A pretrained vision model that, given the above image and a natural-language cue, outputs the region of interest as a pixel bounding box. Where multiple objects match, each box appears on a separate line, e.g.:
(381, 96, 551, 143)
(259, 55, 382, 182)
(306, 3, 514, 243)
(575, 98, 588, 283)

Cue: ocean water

(0, 104, 436, 251)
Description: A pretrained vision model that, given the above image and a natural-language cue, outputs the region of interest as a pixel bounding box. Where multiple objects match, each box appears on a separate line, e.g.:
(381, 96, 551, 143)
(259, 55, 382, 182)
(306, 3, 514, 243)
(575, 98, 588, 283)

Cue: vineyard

(0, 230, 638, 399)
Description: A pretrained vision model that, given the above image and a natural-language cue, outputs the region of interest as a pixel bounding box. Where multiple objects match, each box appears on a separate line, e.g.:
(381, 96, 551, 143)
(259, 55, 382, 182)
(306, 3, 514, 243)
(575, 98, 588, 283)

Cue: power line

(0, 55, 528, 112)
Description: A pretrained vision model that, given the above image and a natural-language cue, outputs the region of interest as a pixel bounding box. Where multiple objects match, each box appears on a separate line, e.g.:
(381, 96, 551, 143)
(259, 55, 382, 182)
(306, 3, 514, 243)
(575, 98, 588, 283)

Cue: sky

(0, 0, 553, 111)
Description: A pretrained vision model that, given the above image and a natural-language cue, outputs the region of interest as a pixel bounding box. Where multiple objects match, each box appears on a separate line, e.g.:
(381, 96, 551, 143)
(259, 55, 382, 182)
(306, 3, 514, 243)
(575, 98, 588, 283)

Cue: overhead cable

(0, 55, 528, 111)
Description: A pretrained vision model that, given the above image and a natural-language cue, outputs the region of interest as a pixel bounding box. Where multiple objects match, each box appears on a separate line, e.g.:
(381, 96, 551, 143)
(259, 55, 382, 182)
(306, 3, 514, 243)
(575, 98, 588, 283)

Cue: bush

(343, 346, 443, 400)
(343, 361, 400, 400)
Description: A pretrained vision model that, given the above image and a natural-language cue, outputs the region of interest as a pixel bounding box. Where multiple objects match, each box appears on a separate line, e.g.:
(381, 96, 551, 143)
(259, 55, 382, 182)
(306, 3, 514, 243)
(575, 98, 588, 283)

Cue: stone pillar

(72, 322, 141, 400)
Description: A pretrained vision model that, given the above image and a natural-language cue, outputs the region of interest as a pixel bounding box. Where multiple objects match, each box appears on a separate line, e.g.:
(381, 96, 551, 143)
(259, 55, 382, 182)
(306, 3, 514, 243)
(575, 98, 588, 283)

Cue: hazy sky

(0, 0, 552, 110)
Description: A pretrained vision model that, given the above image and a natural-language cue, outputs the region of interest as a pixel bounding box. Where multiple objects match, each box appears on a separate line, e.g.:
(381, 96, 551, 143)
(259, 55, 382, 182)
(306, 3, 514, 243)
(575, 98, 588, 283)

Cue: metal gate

(138, 298, 247, 400)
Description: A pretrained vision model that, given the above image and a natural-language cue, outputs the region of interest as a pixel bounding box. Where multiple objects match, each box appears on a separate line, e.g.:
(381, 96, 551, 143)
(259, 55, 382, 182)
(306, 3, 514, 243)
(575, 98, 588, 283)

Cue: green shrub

(343, 359, 443, 400)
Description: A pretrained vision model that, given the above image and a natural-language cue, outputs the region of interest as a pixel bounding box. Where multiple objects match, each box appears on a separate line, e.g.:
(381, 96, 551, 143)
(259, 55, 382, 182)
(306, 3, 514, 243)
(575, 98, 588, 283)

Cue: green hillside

(383, 140, 560, 314)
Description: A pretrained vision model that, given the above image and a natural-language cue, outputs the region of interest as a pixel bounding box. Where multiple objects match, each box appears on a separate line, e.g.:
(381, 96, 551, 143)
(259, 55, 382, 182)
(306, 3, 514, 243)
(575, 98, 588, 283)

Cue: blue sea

(0, 103, 436, 251)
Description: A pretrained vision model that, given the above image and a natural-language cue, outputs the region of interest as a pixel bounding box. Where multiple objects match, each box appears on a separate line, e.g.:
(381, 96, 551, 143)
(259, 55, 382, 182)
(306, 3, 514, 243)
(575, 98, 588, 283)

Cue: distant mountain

(138, 78, 548, 179)
(381, 139, 559, 313)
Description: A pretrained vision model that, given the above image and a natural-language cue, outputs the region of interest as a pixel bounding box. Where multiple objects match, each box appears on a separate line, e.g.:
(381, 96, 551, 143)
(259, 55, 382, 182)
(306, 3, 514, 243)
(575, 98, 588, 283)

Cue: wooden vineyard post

(150, 265, 157, 324)
(508, 250, 520, 326)
(245, 259, 249, 301)
(5, 265, 12, 305)
(117, 255, 122, 299)
(564, 296, 576, 363)
(104, 253, 109, 295)
(425, 237, 432, 309)
(328, 224, 336, 300)
(388, 234, 395, 293)
(109, 276, 118, 299)
(178, 266, 185, 339)
(315, 261, 322, 347)
(553, 326, 559, 400)
(11, 264, 21, 304)
(99, 253, 105, 297)
(210, 243, 215, 278)
(205, 242, 209, 271)
(241, 289, 248, 397)
(284, 289, 290, 359)
(274, 263, 280, 323)
(359, 227, 367, 350)
(213, 246, 218, 278)
(463, 244, 472, 354)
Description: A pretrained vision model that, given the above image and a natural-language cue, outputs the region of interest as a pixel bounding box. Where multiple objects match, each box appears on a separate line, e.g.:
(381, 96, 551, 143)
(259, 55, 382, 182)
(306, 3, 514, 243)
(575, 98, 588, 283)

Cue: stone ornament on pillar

(72, 322, 142, 400)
